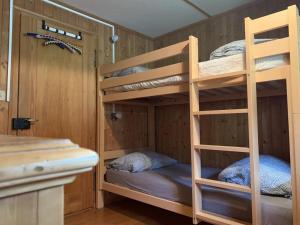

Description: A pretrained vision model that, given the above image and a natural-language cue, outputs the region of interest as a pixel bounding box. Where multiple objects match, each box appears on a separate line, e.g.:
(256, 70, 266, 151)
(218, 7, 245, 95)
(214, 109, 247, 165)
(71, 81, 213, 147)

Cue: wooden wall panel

(156, 95, 290, 168)
(0, 0, 9, 133)
(104, 104, 148, 151)
(153, 0, 294, 168)
(155, 104, 190, 163)
(0, 0, 153, 215)
(154, 0, 300, 63)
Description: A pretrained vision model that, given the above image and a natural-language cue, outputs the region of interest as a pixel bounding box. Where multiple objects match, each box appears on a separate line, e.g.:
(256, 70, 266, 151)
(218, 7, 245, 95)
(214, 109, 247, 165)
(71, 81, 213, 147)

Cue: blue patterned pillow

(107, 151, 177, 172)
(218, 155, 291, 197)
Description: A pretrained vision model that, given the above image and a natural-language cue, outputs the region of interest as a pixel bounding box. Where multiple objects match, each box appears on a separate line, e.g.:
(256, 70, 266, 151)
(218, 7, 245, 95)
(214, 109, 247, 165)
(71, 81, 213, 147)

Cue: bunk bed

(97, 5, 300, 225)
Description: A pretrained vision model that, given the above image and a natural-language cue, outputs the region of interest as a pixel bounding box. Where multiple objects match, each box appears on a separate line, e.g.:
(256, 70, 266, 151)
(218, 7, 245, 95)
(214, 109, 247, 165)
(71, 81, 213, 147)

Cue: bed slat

(196, 211, 250, 225)
(100, 62, 188, 89)
(249, 9, 288, 35)
(101, 40, 189, 74)
(194, 144, 250, 153)
(193, 109, 248, 116)
(103, 84, 189, 102)
(253, 38, 289, 59)
(255, 65, 289, 82)
(102, 182, 192, 217)
(195, 178, 251, 193)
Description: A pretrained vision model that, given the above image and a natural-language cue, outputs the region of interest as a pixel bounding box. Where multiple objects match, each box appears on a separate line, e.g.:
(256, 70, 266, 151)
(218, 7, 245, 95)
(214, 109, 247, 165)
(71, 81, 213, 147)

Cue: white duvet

(199, 53, 289, 77)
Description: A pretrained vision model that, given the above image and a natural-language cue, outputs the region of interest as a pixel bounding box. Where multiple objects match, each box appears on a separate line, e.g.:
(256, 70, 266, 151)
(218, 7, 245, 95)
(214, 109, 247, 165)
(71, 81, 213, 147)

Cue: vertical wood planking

(156, 96, 289, 168)
(154, 0, 299, 63)
(0, 0, 153, 215)
(148, 105, 156, 150)
(38, 187, 64, 225)
(0, 191, 38, 225)
(0, 0, 11, 134)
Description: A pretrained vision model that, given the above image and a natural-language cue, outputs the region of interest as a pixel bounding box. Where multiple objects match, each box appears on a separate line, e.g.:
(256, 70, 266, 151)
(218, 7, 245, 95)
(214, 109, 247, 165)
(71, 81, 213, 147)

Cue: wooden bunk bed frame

(97, 5, 300, 225)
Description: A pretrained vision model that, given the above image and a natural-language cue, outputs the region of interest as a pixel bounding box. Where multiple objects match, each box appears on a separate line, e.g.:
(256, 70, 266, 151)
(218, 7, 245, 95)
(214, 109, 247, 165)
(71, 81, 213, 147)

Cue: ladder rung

(196, 211, 250, 225)
(194, 109, 248, 116)
(194, 144, 250, 153)
(195, 178, 251, 193)
(193, 70, 247, 83)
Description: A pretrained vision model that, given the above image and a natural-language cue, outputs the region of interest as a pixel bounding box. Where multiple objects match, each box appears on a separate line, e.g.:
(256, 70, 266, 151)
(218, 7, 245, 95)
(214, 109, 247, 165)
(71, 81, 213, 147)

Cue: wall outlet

(0, 90, 6, 101)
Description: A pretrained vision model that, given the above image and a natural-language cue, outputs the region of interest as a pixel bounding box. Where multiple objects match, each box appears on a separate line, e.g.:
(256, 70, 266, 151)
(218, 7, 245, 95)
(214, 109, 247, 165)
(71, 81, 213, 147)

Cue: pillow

(210, 39, 271, 60)
(107, 151, 177, 172)
(218, 155, 291, 197)
(111, 66, 149, 77)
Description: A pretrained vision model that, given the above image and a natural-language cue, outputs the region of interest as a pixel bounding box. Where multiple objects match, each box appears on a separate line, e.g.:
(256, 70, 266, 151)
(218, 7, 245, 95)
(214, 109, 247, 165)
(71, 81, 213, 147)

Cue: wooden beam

(100, 62, 188, 89)
(249, 9, 288, 34)
(194, 144, 250, 153)
(102, 182, 192, 217)
(194, 109, 248, 116)
(195, 178, 251, 193)
(101, 40, 189, 74)
(196, 211, 251, 225)
(253, 38, 289, 59)
(195, 70, 246, 83)
(103, 84, 189, 102)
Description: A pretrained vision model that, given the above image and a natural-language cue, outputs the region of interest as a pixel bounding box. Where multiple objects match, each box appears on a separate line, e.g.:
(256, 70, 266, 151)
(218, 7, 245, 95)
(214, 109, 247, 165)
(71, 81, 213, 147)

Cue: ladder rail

(190, 6, 300, 225)
(245, 17, 262, 225)
(189, 18, 262, 223)
(189, 36, 201, 224)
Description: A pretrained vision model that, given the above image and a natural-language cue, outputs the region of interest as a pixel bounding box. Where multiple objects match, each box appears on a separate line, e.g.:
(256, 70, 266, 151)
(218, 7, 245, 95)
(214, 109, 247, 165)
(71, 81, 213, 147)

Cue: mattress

(105, 53, 288, 92)
(106, 163, 292, 225)
(199, 53, 289, 77)
(105, 75, 187, 92)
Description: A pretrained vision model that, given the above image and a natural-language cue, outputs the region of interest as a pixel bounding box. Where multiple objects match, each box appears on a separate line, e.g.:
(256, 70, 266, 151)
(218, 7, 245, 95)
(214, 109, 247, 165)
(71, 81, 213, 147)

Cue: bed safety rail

(99, 39, 191, 102)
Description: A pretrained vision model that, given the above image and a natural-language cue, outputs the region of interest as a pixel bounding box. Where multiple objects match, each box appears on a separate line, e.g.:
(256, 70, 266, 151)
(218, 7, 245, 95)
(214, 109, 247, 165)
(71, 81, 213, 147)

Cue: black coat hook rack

(42, 20, 82, 40)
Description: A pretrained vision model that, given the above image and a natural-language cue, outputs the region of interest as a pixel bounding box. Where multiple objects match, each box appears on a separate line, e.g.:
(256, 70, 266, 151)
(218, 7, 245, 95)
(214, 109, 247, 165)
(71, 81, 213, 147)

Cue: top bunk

(99, 6, 297, 103)
(99, 40, 190, 103)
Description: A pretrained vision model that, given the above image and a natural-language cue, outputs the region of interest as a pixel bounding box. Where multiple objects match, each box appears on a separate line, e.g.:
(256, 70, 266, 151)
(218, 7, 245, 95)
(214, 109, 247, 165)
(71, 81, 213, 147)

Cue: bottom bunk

(103, 162, 292, 225)
(99, 79, 291, 225)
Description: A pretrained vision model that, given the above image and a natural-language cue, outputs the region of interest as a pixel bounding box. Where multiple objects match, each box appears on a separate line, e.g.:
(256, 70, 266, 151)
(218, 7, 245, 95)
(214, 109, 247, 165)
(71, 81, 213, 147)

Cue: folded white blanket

(210, 39, 271, 60)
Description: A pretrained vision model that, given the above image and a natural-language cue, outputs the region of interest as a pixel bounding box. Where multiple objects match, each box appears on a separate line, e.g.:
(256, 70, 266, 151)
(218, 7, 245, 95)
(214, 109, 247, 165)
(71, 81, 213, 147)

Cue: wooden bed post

(287, 5, 300, 224)
(188, 36, 201, 225)
(244, 17, 262, 225)
(96, 68, 105, 209)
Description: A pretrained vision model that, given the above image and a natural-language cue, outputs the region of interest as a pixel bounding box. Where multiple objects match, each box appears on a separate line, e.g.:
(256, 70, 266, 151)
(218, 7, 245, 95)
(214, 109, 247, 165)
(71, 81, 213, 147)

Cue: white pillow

(107, 151, 177, 173)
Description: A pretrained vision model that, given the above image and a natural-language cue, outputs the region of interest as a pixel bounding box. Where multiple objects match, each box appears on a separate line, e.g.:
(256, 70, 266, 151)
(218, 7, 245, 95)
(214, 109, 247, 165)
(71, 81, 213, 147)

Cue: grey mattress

(106, 163, 292, 225)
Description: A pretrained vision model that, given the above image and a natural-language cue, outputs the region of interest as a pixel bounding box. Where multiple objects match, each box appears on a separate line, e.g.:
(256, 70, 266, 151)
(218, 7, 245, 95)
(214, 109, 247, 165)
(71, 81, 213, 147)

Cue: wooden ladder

(188, 36, 261, 225)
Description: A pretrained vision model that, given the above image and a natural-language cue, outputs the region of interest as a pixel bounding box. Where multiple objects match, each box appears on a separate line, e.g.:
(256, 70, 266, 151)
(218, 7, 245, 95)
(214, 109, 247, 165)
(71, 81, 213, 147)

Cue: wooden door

(11, 12, 97, 214)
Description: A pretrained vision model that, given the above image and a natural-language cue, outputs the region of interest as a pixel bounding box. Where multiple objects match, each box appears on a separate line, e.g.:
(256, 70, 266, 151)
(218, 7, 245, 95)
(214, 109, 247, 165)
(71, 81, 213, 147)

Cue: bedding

(199, 53, 288, 77)
(218, 155, 292, 197)
(106, 75, 187, 92)
(106, 163, 292, 225)
(112, 66, 149, 77)
(209, 39, 271, 60)
(107, 151, 177, 172)
(104, 38, 288, 92)
(104, 53, 288, 92)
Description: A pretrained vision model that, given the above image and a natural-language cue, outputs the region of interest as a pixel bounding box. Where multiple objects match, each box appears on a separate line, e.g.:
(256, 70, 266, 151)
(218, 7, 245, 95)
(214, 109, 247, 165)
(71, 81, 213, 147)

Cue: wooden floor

(65, 199, 210, 225)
